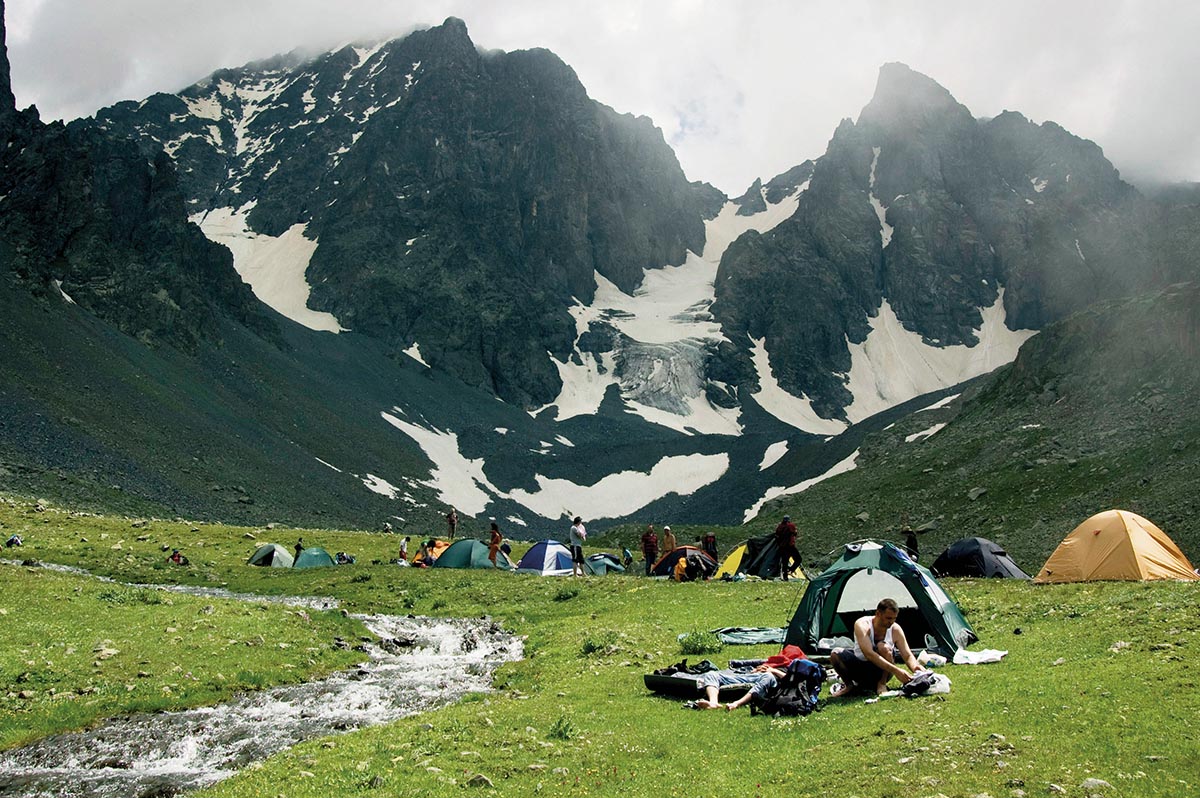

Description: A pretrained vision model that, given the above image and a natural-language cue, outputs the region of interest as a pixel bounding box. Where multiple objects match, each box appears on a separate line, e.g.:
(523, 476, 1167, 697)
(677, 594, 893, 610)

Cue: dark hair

(490, 522, 499, 530)
(573, 516, 582, 524)
(877, 597, 899, 613)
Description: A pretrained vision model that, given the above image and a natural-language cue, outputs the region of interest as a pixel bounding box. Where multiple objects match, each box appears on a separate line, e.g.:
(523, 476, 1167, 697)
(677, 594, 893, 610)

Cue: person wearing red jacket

(641, 524, 659, 576)
(774, 515, 801, 581)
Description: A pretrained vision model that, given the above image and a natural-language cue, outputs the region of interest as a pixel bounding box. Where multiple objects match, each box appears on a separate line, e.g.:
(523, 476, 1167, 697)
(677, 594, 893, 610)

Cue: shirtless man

(829, 597, 925, 696)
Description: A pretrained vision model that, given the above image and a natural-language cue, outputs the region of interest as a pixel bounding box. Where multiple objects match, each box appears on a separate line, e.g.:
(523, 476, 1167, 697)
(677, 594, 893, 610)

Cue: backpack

(652, 659, 718, 677)
(752, 659, 825, 717)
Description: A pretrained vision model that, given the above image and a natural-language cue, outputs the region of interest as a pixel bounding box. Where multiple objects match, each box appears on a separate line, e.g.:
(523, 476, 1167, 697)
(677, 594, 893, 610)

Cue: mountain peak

(858, 62, 971, 130)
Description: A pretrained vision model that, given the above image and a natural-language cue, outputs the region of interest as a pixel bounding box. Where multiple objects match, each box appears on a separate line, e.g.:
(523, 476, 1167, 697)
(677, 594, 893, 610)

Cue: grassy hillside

(1, 497, 1197, 797)
(751, 283, 1200, 574)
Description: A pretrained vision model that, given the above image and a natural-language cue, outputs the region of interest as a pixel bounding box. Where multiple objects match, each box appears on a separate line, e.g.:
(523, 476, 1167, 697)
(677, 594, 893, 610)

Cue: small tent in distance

(1034, 510, 1199, 583)
(410, 539, 452, 565)
(515, 540, 574, 576)
(716, 535, 804, 580)
(248, 543, 294, 568)
(932, 537, 1030, 579)
(434, 539, 515, 570)
(785, 540, 977, 657)
(585, 552, 625, 575)
(294, 547, 336, 568)
(650, 546, 717, 578)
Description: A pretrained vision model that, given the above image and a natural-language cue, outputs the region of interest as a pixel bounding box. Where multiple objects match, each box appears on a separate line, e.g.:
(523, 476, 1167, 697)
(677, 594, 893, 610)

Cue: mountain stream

(0, 562, 523, 797)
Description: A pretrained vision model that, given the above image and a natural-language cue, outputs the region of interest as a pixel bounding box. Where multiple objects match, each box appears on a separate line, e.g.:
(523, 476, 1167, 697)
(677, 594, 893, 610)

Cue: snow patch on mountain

(743, 449, 860, 523)
(841, 289, 1035, 423)
(381, 412, 502, 516)
(362, 474, 400, 498)
(759, 441, 789, 471)
(508, 453, 729, 521)
(868, 147, 893, 249)
(749, 337, 848, 435)
(194, 205, 345, 333)
(538, 186, 807, 435)
(918, 393, 960, 412)
(381, 411, 729, 521)
(403, 342, 429, 366)
(905, 423, 946, 443)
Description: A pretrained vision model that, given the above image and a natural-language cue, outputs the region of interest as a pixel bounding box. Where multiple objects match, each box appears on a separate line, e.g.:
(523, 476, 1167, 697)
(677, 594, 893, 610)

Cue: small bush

(679, 630, 723, 655)
(351, 573, 372, 583)
(553, 586, 580, 602)
(548, 715, 576, 741)
(580, 632, 620, 657)
(431, 599, 448, 611)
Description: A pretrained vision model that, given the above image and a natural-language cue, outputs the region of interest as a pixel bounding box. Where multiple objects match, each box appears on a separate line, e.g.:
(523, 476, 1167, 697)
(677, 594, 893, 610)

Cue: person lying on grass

(694, 664, 785, 710)
(829, 597, 925, 697)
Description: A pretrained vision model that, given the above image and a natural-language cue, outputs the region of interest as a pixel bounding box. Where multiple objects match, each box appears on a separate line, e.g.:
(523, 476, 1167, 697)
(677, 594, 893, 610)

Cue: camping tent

(932, 537, 1031, 579)
(650, 546, 717, 578)
(248, 543, 295, 568)
(716, 535, 804, 580)
(433, 539, 515, 570)
(294, 547, 336, 568)
(785, 541, 977, 657)
(1034, 510, 1199, 583)
(410, 539, 452, 565)
(585, 553, 625, 575)
(516, 540, 574, 575)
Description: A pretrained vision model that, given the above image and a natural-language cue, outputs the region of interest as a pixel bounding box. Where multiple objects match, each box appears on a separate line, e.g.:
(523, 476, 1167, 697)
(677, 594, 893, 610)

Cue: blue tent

(516, 540, 575, 576)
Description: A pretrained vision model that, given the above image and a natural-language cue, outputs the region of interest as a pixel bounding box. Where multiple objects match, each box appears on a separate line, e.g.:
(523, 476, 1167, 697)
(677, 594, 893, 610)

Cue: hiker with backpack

(829, 597, 926, 697)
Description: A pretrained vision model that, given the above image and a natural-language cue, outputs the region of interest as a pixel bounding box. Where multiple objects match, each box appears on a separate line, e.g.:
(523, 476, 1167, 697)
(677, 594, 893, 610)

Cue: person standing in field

(662, 525, 677, 553)
(399, 536, 410, 561)
(641, 524, 659, 576)
(701, 531, 718, 561)
(488, 522, 503, 567)
(774, 515, 801, 581)
(569, 516, 588, 576)
(446, 508, 458, 540)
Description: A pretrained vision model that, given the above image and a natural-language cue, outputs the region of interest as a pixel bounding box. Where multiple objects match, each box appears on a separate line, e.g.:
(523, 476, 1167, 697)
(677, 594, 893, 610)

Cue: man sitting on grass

(829, 597, 925, 696)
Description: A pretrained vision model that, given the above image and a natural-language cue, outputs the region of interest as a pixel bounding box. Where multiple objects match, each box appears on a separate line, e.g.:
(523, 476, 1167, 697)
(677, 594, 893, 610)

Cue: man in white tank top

(829, 597, 926, 696)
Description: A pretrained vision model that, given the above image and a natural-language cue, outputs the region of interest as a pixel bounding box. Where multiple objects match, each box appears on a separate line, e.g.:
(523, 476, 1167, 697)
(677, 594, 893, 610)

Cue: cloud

(6, 0, 1197, 193)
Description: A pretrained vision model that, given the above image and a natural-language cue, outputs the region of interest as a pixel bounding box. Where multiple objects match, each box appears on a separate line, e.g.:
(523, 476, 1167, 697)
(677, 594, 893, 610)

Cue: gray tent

(248, 543, 294, 568)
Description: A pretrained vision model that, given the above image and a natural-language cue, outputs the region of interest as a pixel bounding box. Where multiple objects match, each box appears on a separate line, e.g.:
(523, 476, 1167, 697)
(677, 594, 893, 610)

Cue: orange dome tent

(1034, 510, 1199, 583)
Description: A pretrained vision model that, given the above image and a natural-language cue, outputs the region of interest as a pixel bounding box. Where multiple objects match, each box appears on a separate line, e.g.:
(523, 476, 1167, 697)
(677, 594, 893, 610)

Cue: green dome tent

(294, 546, 336, 568)
(584, 552, 625, 575)
(785, 540, 977, 657)
(432, 539, 514, 570)
(247, 543, 294, 568)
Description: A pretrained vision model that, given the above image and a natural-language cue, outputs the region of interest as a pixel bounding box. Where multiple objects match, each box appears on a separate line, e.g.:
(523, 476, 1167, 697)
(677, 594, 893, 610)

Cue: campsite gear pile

(651, 546, 717, 579)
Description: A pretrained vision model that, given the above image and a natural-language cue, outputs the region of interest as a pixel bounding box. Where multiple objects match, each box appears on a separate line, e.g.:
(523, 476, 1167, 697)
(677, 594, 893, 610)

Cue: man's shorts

(833, 647, 887, 691)
(571, 544, 584, 564)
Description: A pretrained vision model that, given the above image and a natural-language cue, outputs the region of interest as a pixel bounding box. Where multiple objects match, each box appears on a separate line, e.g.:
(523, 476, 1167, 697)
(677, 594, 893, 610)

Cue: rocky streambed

(0, 565, 523, 797)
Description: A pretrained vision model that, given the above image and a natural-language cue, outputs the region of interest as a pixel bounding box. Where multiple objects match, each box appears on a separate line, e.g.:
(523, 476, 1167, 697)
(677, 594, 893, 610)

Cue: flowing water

(0, 563, 523, 797)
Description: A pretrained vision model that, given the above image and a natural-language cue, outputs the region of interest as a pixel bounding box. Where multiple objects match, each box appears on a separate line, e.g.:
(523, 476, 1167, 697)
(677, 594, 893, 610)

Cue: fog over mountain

(6, 1, 1199, 194)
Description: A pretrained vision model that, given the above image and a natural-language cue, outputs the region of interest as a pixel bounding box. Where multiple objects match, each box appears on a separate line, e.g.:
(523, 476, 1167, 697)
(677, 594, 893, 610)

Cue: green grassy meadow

(1, 497, 1197, 797)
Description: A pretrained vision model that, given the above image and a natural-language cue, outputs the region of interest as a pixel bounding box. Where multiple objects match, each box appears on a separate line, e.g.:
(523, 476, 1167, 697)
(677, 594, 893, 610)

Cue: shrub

(553, 586, 579, 602)
(548, 715, 576, 741)
(679, 630, 723, 655)
(580, 632, 620, 657)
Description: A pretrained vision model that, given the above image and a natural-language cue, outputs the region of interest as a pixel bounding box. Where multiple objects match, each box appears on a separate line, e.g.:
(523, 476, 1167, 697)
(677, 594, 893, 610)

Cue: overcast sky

(6, 0, 1197, 194)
